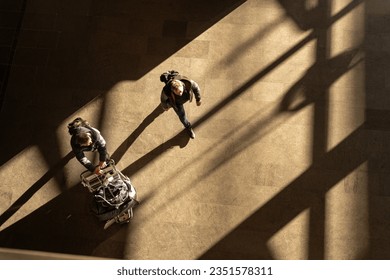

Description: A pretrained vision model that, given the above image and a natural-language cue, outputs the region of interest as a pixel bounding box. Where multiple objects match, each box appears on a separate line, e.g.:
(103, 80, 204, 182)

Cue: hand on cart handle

(94, 166, 103, 175)
(94, 161, 107, 175)
(99, 161, 108, 169)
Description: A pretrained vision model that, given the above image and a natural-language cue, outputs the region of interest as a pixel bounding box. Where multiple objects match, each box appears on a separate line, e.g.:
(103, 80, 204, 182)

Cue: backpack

(67, 117, 90, 135)
(160, 70, 192, 92)
(160, 70, 180, 84)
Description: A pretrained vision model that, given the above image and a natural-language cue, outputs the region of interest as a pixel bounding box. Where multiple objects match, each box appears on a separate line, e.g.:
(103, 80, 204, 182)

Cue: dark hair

(67, 117, 89, 135)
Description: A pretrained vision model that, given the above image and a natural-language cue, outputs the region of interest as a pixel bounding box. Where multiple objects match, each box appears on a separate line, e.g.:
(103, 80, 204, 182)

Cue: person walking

(160, 71, 202, 139)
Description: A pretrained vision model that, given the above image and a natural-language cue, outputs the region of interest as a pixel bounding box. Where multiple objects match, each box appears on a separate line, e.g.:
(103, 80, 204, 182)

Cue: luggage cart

(80, 160, 139, 229)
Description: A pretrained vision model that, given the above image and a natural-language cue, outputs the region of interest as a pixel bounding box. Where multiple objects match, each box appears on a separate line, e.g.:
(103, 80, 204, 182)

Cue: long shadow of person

(280, 48, 363, 112)
(122, 130, 190, 177)
(111, 103, 190, 177)
(111, 105, 165, 164)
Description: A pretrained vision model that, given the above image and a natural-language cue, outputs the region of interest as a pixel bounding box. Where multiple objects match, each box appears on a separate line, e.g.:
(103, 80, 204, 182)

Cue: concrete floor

(0, 0, 390, 260)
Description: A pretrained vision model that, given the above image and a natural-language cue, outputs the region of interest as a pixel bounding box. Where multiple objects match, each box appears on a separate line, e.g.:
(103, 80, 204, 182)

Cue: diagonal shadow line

(202, 0, 363, 132)
(0, 151, 155, 258)
(0, 106, 177, 254)
(328, 0, 364, 26)
(222, 16, 287, 67)
(198, 0, 366, 258)
(0, 0, 363, 258)
(193, 31, 316, 129)
(119, 5, 358, 235)
(111, 105, 165, 164)
(144, 49, 363, 234)
(0, 183, 123, 257)
(199, 125, 367, 259)
(121, 130, 190, 177)
(280, 48, 363, 112)
(117, 34, 317, 222)
(204, 49, 363, 181)
(276, 0, 363, 30)
(197, 0, 363, 133)
(0, 181, 155, 258)
(109, 0, 363, 258)
(118, 32, 316, 185)
(0, 0, 248, 167)
(0, 151, 73, 227)
(198, 0, 366, 259)
(118, 2, 364, 252)
(118, 31, 317, 209)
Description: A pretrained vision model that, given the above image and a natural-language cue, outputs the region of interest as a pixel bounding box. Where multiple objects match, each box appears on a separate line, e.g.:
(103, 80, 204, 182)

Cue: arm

(79, 153, 95, 172)
(191, 80, 202, 104)
(97, 144, 108, 163)
(160, 89, 172, 110)
(91, 127, 108, 164)
(71, 141, 95, 172)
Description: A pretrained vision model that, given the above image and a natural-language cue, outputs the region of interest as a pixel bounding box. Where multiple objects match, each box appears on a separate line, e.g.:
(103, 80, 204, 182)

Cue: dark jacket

(70, 126, 107, 172)
(161, 76, 201, 110)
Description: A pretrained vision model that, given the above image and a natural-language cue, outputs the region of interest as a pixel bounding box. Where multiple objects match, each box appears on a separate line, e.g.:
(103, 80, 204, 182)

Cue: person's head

(170, 80, 184, 96)
(76, 132, 92, 147)
(67, 117, 89, 135)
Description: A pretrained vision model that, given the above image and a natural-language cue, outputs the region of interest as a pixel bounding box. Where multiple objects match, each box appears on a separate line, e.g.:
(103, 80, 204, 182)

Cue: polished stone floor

(0, 0, 390, 259)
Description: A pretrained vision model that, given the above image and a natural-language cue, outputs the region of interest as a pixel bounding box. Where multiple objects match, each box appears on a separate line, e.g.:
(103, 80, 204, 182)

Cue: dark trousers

(173, 103, 191, 128)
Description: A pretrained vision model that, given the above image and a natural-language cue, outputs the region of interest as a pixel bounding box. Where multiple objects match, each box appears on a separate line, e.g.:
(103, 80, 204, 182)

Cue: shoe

(187, 127, 195, 139)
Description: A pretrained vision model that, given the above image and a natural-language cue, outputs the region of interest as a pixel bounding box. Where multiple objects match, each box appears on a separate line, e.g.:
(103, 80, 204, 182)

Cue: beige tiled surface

(0, 0, 390, 259)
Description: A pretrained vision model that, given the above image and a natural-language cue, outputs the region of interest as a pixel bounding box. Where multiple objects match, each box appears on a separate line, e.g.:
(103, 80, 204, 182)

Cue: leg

(173, 103, 191, 128)
(173, 103, 195, 139)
